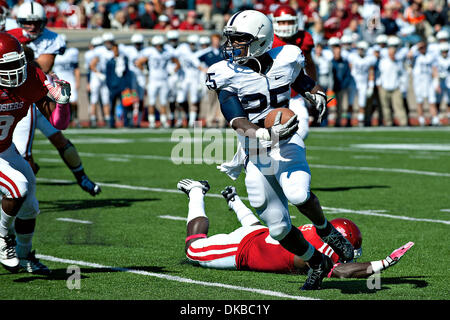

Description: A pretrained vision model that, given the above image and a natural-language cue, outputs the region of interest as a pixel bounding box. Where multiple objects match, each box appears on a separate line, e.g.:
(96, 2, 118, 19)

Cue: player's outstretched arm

(329, 242, 415, 279)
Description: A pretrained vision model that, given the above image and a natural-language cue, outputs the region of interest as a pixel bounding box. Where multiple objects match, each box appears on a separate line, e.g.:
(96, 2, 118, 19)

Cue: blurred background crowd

(4, 0, 449, 128)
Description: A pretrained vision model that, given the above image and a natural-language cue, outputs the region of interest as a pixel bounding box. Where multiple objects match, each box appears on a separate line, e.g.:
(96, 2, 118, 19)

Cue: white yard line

(56, 218, 93, 224)
(36, 178, 450, 225)
(34, 149, 450, 177)
(35, 254, 317, 300)
(159, 215, 187, 221)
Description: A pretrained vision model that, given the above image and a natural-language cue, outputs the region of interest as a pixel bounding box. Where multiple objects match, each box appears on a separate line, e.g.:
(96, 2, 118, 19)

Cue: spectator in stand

(196, 0, 212, 29)
(96, 2, 111, 29)
(44, 0, 59, 27)
(139, 0, 158, 29)
(90, 12, 105, 29)
(111, 9, 131, 30)
(165, 0, 181, 29)
(154, 14, 171, 30)
(231, 0, 253, 13)
(179, 10, 204, 31)
(424, 0, 447, 35)
(381, 2, 400, 36)
(404, 0, 427, 37)
(211, 0, 232, 31)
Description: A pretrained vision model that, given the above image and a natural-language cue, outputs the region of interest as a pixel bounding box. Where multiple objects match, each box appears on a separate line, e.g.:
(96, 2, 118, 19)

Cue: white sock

(148, 114, 156, 127)
(16, 232, 33, 259)
(187, 188, 207, 224)
(229, 195, 259, 226)
(0, 209, 15, 237)
(160, 114, 168, 126)
(189, 111, 197, 126)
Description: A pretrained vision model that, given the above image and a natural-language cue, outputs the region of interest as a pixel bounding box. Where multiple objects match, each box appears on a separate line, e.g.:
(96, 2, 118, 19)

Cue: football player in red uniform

(272, 5, 316, 81)
(0, 32, 71, 273)
(178, 179, 414, 288)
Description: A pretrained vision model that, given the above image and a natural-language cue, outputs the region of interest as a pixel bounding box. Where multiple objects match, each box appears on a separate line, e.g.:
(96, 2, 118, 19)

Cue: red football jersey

(0, 65, 48, 152)
(7, 28, 32, 44)
(236, 224, 339, 273)
(272, 30, 315, 54)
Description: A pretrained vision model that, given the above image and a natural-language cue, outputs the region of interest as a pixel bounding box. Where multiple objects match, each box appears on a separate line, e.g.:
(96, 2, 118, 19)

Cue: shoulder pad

(206, 60, 233, 91)
(273, 45, 305, 68)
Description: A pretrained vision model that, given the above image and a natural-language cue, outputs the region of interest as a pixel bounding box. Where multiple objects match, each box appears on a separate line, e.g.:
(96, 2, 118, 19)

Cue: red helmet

(0, 32, 27, 88)
(330, 218, 363, 259)
(272, 5, 299, 38)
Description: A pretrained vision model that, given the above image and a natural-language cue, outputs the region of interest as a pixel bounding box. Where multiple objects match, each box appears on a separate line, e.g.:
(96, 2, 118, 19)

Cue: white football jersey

(175, 43, 201, 80)
(53, 47, 79, 81)
(139, 46, 174, 81)
(437, 54, 450, 87)
(206, 45, 304, 127)
(412, 53, 437, 79)
(84, 48, 96, 72)
(91, 45, 114, 74)
(347, 53, 377, 82)
(121, 44, 147, 88)
(27, 28, 66, 58)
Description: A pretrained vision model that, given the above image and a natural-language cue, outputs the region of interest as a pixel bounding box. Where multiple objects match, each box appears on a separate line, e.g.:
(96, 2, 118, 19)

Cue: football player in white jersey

(53, 34, 80, 127)
(347, 41, 376, 126)
(84, 36, 102, 120)
(166, 30, 184, 127)
(136, 35, 180, 128)
(436, 42, 449, 121)
(89, 32, 115, 127)
(205, 10, 354, 290)
(408, 40, 440, 126)
(176, 34, 205, 127)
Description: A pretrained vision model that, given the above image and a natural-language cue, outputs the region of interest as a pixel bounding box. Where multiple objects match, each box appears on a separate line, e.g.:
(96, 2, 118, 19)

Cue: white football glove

(269, 111, 299, 140)
(95, 72, 106, 82)
(305, 91, 327, 121)
(45, 78, 71, 104)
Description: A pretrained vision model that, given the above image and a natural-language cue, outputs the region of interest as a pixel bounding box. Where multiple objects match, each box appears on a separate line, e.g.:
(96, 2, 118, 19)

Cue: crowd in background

(6, 0, 449, 127)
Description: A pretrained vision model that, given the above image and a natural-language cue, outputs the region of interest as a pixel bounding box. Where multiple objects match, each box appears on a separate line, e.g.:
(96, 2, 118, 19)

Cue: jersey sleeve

(42, 31, 66, 55)
(281, 45, 306, 81)
(300, 31, 315, 53)
(205, 61, 232, 91)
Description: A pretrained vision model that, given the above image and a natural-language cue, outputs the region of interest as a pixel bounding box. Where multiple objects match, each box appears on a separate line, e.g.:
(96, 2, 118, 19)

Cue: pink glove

(49, 102, 71, 130)
(385, 241, 415, 267)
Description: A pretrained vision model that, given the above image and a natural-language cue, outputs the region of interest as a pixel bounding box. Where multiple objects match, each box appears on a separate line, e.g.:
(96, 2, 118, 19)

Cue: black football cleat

(78, 175, 101, 197)
(301, 255, 333, 290)
(221, 186, 237, 204)
(320, 225, 354, 262)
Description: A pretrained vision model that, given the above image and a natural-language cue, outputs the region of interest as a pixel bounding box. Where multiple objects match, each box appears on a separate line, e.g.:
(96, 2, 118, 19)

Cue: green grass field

(1, 127, 449, 301)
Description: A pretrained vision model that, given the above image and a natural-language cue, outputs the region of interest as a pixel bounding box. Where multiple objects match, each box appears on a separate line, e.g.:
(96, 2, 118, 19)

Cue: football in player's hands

(264, 108, 296, 129)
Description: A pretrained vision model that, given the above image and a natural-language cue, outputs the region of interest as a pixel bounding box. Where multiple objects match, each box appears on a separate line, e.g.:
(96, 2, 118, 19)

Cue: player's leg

(428, 84, 440, 126)
(275, 137, 354, 263)
(0, 146, 36, 272)
(221, 186, 261, 227)
(357, 82, 367, 126)
(176, 179, 211, 252)
(12, 151, 50, 275)
(44, 129, 101, 196)
(246, 160, 331, 290)
(187, 81, 200, 127)
(392, 89, 408, 126)
(100, 82, 111, 125)
(89, 75, 100, 127)
(147, 84, 158, 128)
(158, 83, 170, 128)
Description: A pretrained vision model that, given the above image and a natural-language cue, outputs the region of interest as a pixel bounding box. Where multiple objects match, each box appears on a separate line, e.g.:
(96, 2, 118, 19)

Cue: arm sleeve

(217, 89, 247, 124)
(290, 69, 316, 96)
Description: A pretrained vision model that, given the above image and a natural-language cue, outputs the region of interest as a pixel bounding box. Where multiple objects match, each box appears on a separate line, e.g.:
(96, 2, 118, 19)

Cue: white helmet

(340, 34, 353, 45)
(376, 34, 388, 45)
(16, 1, 47, 40)
(151, 35, 165, 46)
(187, 34, 199, 44)
(102, 32, 115, 42)
(328, 37, 340, 47)
(199, 36, 211, 46)
(356, 40, 368, 53)
(387, 36, 401, 47)
(167, 30, 179, 41)
(222, 10, 273, 64)
(131, 33, 144, 44)
(436, 29, 449, 41)
(439, 42, 449, 52)
(91, 36, 103, 47)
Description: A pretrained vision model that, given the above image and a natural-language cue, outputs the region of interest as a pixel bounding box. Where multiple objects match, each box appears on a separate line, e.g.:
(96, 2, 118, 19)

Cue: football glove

(385, 241, 415, 268)
(305, 91, 327, 121)
(269, 111, 299, 140)
(45, 79, 71, 104)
